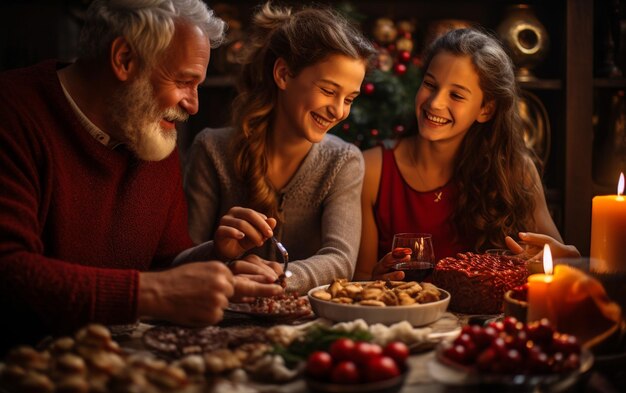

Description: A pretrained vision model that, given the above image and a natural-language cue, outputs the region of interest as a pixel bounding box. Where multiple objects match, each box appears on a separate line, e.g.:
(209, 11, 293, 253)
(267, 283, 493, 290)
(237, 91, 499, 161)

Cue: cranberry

(526, 319, 554, 346)
(562, 353, 581, 372)
(476, 347, 498, 372)
(490, 337, 508, 358)
(551, 333, 581, 356)
(505, 330, 528, 352)
(487, 321, 505, 333)
(444, 344, 470, 365)
(502, 316, 520, 334)
(527, 346, 551, 374)
(501, 348, 524, 374)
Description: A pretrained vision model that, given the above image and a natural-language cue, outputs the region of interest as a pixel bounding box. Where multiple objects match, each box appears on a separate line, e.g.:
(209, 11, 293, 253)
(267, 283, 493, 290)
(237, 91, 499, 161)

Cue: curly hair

(231, 2, 376, 222)
(79, 0, 226, 69)
(420, 28, 538, 251)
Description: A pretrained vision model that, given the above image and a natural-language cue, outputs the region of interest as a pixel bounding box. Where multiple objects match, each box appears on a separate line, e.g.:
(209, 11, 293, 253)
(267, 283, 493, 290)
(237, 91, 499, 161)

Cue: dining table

(101, 309, 625, 393)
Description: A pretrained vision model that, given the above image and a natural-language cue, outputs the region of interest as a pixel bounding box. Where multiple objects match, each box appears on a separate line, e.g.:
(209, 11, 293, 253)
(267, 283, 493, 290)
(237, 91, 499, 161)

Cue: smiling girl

(184, 3, 376, 293)
(355, 28, 579, 280)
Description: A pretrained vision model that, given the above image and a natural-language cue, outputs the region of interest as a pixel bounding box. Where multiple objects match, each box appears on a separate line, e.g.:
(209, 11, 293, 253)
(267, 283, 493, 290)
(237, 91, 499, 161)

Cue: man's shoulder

(0, 60, 58, 109)
(0, 60, 56, 86)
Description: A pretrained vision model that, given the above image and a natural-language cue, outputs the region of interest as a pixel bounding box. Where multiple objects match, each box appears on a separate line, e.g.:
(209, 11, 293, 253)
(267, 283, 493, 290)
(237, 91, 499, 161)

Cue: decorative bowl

(307, 283, 450, 326)
(305, 370, 407, 393)
(503, 287, 528, 322)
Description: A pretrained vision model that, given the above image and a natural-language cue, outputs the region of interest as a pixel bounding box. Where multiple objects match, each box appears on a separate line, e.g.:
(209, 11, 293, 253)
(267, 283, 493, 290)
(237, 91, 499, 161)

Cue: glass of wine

(391, 233, 436, 282)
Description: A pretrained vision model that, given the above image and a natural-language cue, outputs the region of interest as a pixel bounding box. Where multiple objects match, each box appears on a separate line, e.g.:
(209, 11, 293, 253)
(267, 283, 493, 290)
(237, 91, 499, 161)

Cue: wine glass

(391, 233, 436, 282)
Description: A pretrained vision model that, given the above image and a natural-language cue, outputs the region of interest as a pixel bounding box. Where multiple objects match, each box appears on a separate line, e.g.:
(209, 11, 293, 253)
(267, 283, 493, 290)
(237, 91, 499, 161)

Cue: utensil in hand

(391, 233, 436, 282)
(271, 236, 292, 278)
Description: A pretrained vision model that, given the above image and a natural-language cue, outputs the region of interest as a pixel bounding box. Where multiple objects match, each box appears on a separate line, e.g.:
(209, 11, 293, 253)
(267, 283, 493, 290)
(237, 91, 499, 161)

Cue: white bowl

(307, 282, 450, 326)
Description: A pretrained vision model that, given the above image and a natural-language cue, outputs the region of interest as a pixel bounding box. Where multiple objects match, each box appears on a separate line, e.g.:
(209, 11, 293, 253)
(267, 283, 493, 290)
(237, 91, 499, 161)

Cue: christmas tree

(331, 11, 423, 149)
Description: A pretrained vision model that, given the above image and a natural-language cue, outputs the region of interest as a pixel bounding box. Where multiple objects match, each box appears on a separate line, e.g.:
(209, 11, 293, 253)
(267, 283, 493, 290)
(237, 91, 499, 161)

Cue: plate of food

(226, 292, 313, 321)
(428, 318, 594, 389)
(307, 279, 450, 326)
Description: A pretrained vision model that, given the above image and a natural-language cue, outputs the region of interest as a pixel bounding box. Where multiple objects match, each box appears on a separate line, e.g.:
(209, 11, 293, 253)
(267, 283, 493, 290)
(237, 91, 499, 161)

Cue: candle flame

(619, 172, 625, 196)
(543, 244, 553, 275)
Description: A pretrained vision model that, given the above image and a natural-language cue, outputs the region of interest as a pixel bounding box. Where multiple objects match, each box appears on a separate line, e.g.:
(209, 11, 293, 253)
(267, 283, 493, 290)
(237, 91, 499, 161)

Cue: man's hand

(227, 255, 284, 302)
(138, 262, 234, 326)
(213, 207, 276, 260)
(231, 275, 283, 303)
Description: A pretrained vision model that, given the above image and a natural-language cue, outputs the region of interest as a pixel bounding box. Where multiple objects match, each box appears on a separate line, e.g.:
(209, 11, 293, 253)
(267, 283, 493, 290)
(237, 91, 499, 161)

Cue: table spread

(103, 310, 625, 393)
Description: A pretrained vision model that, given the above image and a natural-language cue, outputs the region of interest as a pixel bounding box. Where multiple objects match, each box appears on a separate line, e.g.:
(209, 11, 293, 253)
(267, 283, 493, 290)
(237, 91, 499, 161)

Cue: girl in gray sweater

(184, 2, 376, 294)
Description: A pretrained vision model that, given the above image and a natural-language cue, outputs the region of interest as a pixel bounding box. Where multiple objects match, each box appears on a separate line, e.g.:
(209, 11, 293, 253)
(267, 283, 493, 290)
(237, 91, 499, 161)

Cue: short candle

(527, 244, 554, 323)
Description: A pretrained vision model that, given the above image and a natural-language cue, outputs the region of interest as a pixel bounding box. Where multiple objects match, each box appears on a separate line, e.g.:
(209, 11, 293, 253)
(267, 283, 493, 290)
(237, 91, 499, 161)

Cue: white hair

(79, 0, 226, 66)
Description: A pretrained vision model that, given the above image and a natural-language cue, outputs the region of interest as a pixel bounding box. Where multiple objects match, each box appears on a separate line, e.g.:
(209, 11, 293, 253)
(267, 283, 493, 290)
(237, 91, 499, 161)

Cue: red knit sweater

(0, 61, 193, 349)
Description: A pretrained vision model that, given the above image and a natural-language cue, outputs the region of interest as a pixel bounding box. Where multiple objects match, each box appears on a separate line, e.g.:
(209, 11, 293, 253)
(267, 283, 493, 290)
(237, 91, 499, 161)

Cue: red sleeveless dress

(374, 148, 473, 261)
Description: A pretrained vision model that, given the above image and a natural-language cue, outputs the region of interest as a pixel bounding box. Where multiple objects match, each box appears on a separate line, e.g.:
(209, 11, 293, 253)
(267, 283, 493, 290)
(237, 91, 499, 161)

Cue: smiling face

(110, 22, 210, 161)
(274, 54, 366, 144)
(415, 51, 493, 145)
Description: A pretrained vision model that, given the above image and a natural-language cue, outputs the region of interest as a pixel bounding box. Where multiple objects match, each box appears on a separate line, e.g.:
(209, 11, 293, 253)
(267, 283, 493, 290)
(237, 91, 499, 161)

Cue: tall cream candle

(590, 173, 626, 272)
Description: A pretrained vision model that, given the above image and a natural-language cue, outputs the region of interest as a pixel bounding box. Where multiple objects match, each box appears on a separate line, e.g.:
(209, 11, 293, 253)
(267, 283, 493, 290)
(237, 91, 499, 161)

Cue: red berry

(364, 356, 401, 382)
(352, 341, 382, 365)
(363, 82, 375, 95)
(306, 351, 333, 379)
(527, 346, 551, 374)
(444, 344, 469, 365)
(329, 338, 355, 362)
(331, 361, 360, 384)
(383, 342, 409, 367)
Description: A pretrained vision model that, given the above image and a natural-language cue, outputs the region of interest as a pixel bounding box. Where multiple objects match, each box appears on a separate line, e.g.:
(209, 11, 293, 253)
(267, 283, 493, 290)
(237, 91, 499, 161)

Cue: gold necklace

(415, 165, 444, 203)
(407, 140, 444, 202)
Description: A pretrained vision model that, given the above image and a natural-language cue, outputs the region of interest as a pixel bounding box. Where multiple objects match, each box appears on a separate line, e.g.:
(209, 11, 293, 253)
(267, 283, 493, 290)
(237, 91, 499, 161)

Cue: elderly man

(0, 0, 282, 353)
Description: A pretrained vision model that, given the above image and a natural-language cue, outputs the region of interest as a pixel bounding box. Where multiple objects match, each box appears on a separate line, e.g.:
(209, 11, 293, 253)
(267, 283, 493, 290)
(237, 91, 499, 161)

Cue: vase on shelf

(594, 0, 622, 78)
(497, 4, 549, 82)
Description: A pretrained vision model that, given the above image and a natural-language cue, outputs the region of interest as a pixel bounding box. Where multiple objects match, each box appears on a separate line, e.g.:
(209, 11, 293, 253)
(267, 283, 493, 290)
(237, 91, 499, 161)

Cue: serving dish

(307, 282, 450, 326)
(428, 344, 594, 389)
(305, 370, 407, 393)
(226, 302, 313, 321)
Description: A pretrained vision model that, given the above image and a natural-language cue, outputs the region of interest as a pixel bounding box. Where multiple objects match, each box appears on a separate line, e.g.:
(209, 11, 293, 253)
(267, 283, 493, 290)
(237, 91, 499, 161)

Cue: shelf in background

(202, 75, 235, 88)
(593, 78, 626, 89)
(592, 182, 618, 197)
(518, 79, 562, 90)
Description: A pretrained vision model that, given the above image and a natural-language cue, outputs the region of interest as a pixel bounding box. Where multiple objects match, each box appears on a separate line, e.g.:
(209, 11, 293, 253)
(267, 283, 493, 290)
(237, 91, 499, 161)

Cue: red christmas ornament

(393, 124, 406, 134)
(398, 50, 411, 63)
(363, 82, 375, 95)
(370, 129, 380, 136)
(342, 123, 351, 132)
(393, 63, 407, 76)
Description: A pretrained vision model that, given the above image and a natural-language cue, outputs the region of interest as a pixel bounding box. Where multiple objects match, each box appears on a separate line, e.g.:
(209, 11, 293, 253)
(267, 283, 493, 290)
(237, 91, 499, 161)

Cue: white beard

(109, 74, 188, 161)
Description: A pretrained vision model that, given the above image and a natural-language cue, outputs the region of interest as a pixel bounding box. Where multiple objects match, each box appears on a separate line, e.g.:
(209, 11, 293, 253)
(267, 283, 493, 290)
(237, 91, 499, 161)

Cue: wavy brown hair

(420, 28, 539, 251)
(230, 2, 375, 222)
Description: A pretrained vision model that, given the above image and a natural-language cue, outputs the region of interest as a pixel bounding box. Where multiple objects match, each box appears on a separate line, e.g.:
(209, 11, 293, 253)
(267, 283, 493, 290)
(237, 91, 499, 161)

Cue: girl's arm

(285, 146, 365, 293)
(354, 147, 385, 280)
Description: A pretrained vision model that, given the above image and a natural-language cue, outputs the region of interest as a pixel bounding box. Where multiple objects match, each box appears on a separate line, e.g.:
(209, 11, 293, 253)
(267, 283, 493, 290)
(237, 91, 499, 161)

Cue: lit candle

(527, 244, 554, 323)
(590, 173, 626, 272)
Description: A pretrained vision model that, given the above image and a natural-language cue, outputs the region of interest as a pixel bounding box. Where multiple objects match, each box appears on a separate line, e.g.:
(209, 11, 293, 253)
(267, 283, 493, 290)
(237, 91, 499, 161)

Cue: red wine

(392, 261, 434, 282)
